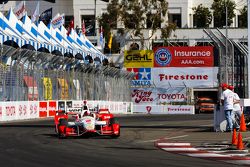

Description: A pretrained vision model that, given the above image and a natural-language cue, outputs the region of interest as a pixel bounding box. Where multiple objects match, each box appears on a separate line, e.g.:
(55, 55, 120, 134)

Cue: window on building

(81, 15, 96, 36)
(238, 15, 247, 28)
(65, 15, 74, 28)
(168, 14, 181, 28)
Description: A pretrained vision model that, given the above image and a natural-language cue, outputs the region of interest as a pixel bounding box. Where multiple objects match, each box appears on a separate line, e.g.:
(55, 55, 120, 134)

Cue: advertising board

(154, 46, 214, 67)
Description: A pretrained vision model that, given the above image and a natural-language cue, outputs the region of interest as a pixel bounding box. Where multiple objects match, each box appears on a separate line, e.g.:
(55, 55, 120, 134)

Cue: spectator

(228, 85, 242, 130)
(220, 83, 234, 132)
(75, 25, 80, 35)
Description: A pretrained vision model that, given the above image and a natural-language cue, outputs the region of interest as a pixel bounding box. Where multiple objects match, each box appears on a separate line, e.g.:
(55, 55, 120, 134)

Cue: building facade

(2, 0, 247, 47)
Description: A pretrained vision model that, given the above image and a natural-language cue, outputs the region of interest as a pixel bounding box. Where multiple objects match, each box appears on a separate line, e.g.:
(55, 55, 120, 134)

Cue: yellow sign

(58, 78, 69, 100)
(43, 77, 52, 100)
(124, 50, 154, 68)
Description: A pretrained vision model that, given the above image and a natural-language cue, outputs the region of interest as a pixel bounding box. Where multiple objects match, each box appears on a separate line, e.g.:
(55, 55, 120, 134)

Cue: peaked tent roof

(0, 8, 107, 61)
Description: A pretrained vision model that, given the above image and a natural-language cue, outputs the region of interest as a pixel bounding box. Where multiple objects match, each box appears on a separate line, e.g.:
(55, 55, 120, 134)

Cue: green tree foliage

(238, 6, 247, 28)
(192, 4, 212, 28)
(98, 0, 175, 50)
(211, 0, 236, 27)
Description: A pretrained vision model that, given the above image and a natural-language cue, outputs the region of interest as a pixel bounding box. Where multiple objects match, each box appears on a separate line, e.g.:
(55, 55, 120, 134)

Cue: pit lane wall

(0, 100, 132, 122)
(0, 100, 195, 122)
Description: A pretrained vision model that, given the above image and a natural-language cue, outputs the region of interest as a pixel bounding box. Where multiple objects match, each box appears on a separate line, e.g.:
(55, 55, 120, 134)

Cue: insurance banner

(43, 77, 52, 100)
(152, 67, 218, 88)
(124, 50, 154, 68)
(154, 46, 214, 67)
(131, 87, 187, 105)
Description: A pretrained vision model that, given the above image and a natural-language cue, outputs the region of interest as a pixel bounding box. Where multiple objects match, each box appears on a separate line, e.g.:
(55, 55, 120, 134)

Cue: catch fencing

(0, 45, 133, 102)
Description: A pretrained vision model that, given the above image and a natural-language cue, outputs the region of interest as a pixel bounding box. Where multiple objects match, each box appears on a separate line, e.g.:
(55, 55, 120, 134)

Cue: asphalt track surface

(0, 114, 243, 167)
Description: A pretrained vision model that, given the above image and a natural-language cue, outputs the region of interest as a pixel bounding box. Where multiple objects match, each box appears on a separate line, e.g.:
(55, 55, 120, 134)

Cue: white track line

(139, 135, 188, 143)
(185, 153, 231, 158)
(157, 142, 191, 146)
(162, 147, 198, 151)
(163, 135, 189, 140)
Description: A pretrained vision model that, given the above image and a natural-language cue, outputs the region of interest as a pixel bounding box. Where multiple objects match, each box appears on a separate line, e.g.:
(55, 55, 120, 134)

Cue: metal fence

(0, 45, 134, 102)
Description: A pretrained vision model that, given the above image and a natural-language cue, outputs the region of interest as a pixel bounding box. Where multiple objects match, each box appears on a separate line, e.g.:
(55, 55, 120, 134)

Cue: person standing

(220, 83, 234, 132)
(228, 85, 242, 130)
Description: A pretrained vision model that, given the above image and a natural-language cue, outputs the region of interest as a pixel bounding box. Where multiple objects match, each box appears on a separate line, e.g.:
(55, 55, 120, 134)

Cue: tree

(238, 6, 247, 28)
(98, 0, 176, 50)
(192, 4, 212, 28)
(211, 0, 236, 28)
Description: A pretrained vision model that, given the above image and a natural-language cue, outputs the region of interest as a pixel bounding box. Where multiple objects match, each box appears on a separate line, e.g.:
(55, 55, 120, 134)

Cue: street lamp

(248, 0, 250, 98)
(225, 5, 228, 84)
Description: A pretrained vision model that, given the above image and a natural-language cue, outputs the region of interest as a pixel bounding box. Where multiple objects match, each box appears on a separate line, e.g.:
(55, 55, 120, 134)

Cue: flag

(67, 19, 74, 36)
(39, 8, 52, 25)
(99, 26, 103, 49)
(31, 2, 40, 23)
(108, 33, 113, 49)
(13, 1, 26, 20)
(81, 19, 86, 35)
(51, 13, 65, 29)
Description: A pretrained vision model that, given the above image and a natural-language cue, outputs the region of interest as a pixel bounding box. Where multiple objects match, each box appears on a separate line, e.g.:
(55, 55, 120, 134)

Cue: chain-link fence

(0, 45, 134, 102)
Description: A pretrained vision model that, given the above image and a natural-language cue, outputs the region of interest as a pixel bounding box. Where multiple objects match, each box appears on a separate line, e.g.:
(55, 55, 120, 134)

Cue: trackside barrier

(0, 100, 132, 122)
(0, 101, 197, 122)
(0, 101, 39, 121)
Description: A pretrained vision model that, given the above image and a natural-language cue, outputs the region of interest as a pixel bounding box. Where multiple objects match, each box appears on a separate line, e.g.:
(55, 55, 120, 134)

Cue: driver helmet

(84, 110, 90, 116)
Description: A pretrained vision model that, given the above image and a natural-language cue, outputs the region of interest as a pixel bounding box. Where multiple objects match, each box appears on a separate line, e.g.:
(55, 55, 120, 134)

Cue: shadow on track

(121, 125, 213, 132)
(0, 124, 54, 128)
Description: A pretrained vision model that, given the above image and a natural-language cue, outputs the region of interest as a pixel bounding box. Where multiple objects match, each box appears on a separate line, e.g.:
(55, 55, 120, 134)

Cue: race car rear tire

(111, 133, 120, 138)
(58, 119, 68, 139)
(58, 126, 67, 139)
(111, 126, 120, 138)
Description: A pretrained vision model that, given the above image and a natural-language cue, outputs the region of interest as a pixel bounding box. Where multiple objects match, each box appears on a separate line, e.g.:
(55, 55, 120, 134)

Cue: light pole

(248, 0, 250, 97)
(225, 5, 228, 84)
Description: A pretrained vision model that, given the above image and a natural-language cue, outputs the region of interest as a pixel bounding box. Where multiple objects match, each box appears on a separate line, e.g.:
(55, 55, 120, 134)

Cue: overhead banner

(23, 76, 38, 101)
(131, 87, 187, 105)
(124, 50, 154, 68)
(152, 67, 218, 88)
(73, 79, 82, 100)
(154, 46, 214, 67)
(58, 78, 69, 100)
(43, 77, 52, 100)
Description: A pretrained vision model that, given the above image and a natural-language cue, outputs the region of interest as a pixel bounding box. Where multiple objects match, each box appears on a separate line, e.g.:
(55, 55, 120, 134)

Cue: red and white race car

(54, 108, 120, 139)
